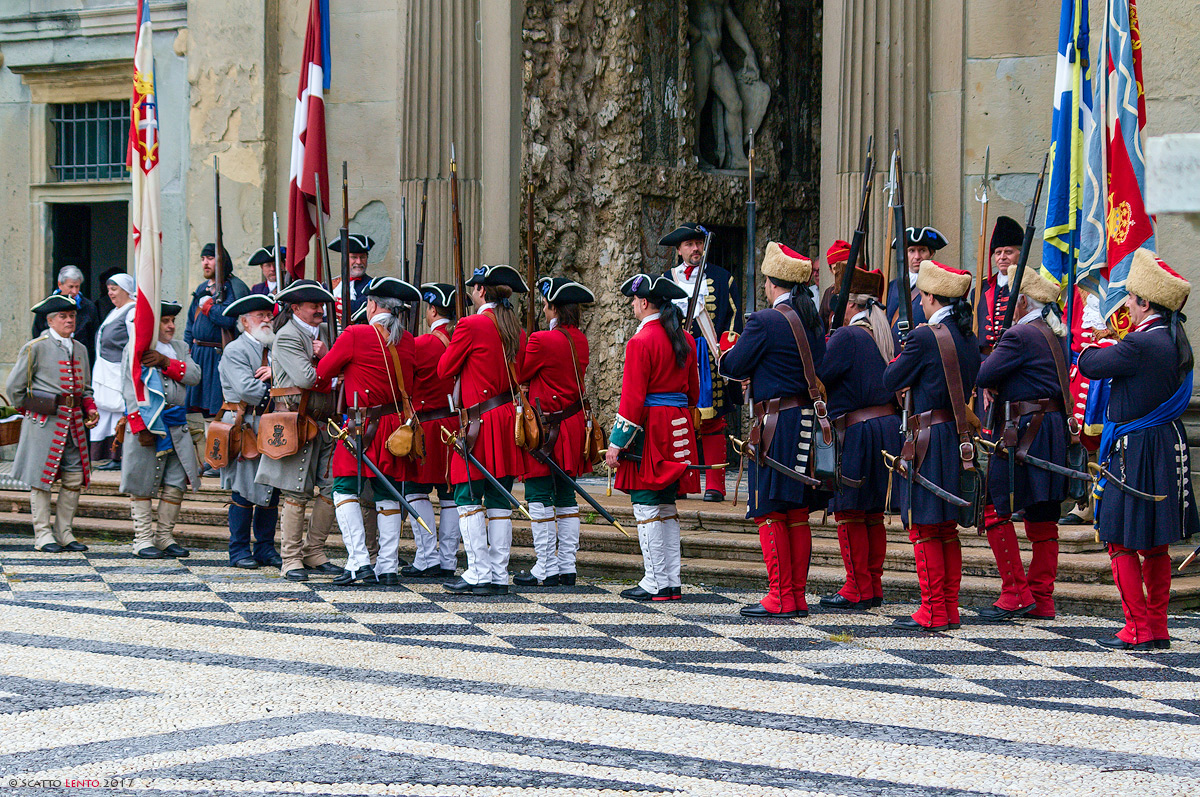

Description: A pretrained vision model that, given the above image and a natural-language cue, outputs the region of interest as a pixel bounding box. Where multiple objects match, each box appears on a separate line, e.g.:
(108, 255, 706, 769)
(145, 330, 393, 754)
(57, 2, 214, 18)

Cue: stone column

(820, 0, 934, 286)
(479, 0, 523, 268)
(397, 0, 482, 285)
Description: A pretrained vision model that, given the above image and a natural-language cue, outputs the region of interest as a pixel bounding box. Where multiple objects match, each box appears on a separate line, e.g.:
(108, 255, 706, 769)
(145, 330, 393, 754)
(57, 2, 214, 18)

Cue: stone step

(0, 510, 1195, 618)
(1, 491, 1149, 585)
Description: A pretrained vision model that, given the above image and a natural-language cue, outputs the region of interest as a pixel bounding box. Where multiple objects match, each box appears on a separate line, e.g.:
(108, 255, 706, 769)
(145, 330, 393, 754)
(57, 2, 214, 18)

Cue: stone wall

(521, 0, 822, 423)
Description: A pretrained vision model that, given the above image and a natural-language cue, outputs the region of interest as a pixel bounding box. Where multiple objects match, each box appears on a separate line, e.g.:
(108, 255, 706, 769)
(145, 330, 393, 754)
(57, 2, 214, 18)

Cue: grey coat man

(5, 328, 95, 551)
(218, 331, 273, 505)
(254, 313, 339, 576)
(119, 336, 200, 557)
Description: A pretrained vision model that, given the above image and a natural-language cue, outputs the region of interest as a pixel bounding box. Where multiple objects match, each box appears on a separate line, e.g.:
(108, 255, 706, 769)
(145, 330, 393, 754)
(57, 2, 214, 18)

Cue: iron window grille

(51, 101, 131, 181)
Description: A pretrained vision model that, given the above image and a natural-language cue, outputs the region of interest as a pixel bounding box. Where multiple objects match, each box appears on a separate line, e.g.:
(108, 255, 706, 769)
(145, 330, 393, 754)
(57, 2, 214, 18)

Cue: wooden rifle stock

(410, 179, 428, 333)
(830, 136, 874, 330)
(892, 131, 912, 340)
(525, 184, 538, 334)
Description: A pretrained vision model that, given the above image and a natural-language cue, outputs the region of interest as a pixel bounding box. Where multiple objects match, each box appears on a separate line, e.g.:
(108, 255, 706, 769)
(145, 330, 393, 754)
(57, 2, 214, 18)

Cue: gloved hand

(138, 430, 156, 447)
(140, 350, 170, 369)
(199, 295, 214, 315)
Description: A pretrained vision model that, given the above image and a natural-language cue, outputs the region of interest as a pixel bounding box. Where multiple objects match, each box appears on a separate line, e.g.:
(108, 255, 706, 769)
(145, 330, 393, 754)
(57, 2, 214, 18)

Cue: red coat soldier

(514, 277, 596, 587)
(975, 215, 1023, 352)
(605, 274, 699, 601)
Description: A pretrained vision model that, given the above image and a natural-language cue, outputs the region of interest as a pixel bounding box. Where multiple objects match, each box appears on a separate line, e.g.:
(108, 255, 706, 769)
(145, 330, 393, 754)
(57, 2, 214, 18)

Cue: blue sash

(644, 392, 688, 408)
(695, 338, 713, 410)
(1094, 370, 1192, 499)
(134, 367, 179, 455)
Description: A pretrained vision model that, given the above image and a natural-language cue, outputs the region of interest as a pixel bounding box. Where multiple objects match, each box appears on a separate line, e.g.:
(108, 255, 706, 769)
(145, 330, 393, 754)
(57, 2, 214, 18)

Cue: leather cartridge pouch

(258, 389, 319, 460)
(205, 402, 245, 469)
(485, 313, 543, 451)
(22, 389, 59, 417)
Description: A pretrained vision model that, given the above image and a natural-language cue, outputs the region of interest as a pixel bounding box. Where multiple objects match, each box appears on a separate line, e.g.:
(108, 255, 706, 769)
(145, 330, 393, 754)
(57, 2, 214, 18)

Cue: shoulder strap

(929, 323, 973, 436)
(370, 324, 409, 416)
(431, 326, 451, 348)
(1031, 320, 1071, 404)
(558, 328, 586, 398)
(483, 311, 522, 387)
(773, 304, 825, 403)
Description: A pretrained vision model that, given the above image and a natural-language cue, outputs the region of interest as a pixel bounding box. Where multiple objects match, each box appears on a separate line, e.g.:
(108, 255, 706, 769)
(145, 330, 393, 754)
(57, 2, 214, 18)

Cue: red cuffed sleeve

(126, 412, 147, 433)
(162, 358, 187, 383)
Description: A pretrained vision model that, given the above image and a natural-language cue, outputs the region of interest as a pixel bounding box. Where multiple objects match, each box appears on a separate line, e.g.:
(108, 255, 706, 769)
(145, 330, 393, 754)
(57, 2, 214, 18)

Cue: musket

(525, 183, 538, 334)
(528, 449, 629, 538)
(327, 420, 433, 534)
(883, 452, 971, 508)
(450, 143, 467, 322)
(980, 153, 1050, 524)
(213, 158, 226, 301)
(972, 146, 992, 337)
(881, 150, 897, 290)
(439, 427, 531, 520)
(830, 136, 874, 330)
(313, 171, 340, 339)
(684, 230, 714, 326)
(409, 180, 428, 334)
(730, 438, 821, 487)
(400, 195, 409, 284)
(745, 128, 757, 314)
(272, 211, 287, 291)
(339, 161, 351, 330)
(889, 132, 914, 526)
(619, 452, 721, 472)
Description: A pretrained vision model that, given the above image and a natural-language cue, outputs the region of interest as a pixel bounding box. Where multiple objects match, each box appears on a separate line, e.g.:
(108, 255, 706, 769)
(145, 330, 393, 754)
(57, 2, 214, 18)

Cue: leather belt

(836, 404, 897, 430)
(749, 395, 807, 462)
(365, 402, 403, 422)
(540, 400, 583, 426)
(193, 340, 223, 349)
(57, 393, 84, 409)
(1002, 397, 1064, 460)
(461, 390, 515, 451)
(1007, 398, 1064, 418)
(219, 400, 260, 419)
(902, 408, 957, 470)
(416, 406, 456, 424)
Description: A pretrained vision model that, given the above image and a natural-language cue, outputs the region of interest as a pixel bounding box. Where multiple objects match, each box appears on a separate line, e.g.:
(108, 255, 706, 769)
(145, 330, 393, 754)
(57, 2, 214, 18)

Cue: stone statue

(688, 0, 770, 171)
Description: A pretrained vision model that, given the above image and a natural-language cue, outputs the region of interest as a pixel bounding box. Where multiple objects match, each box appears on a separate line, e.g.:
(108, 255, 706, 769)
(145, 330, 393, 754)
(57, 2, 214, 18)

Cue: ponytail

(272, 303, 294, 333)
(766, 275, 820, 333)
(934, 294, 975, 338)
(484, 285, 521, 360)
(653, 300, 690, 369)
(1150, 301, 1194, 378)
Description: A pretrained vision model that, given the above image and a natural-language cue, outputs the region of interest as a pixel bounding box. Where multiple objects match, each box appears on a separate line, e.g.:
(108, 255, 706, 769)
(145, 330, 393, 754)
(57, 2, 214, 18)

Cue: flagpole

(1098, 0, 1111, 288)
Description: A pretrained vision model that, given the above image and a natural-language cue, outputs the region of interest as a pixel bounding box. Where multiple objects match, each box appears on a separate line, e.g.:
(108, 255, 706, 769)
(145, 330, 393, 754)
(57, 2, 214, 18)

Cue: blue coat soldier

(975, 268, 1071, 622)
(883, 259, 981, 632)
(184, 242, 249, 452)
(817, 266, 902, 611)
(886, 226, 950, 333)
(720, 242, 826, 619)
(1078, 248, 1199, 651)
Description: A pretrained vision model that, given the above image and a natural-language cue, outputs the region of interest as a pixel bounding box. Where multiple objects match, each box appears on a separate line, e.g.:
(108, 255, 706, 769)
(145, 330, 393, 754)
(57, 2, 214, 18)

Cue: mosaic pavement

(1, 536, 1199, 796)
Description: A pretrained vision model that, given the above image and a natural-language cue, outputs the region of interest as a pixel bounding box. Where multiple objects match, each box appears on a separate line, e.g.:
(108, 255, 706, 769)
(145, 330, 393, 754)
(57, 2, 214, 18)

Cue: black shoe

(740, 603, 799, 618)
(333, 565, 377, 586)
(437, 567, 458, 578)
(870, 597, 883, 608)
(97, 460, 122, 471)
(620, 585, 672, 601)
(35, 542, 65, 553)
(133, 546, 164, 559)
(1154, 638, 1171, 649)
(513, 571, 560, 587)
(473, 583, 509, 596)
(159, 543, 190, 558)
(1097, 635, 1155, 651)
(233, 557, 260, 569)
(1059, 510, 1090, 525)
(377, 572, 401, 586)
(671, 586, 682, 601)
(401, 564, 439, 578)
(893, 617, 949, 632)
(62, 541, 88, 552)
(284, 569, 309, 582)
(443, 577, 474, 593)
(305, 562, 344, 575)
(703, 489, 724, 502)
(976, 603, 1035, 623)
(819, 593, 871, 610)
(559, 572, 577, 586)
(261, 556, 284, 568)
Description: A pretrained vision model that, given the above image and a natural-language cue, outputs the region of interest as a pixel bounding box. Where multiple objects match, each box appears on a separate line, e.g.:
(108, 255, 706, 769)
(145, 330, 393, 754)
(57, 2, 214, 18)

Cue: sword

(977, 439, 1092, 483)
(730, 437, 822, 487)
(619, 452, 723, 472)
(439, 427, 532, 520)
(1089, 462, 1166, 503)
(528, 449, 630, 538)
(352, 396, 363, 496)
(882, 451, 971, 507)
(1180, 546, 1199, 572)
(326, 420, 433, 534)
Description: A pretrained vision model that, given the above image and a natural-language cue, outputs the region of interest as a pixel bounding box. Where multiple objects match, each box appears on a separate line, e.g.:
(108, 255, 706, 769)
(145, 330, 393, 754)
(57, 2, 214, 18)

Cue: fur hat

(915, 260, 972, 299)
(762, 242, 813, 285)
(990, 216, 1023, 254)
(847, 268, 886, 303)
(1019, 268, 1062, 305)
(1127, 248, 1190, 312)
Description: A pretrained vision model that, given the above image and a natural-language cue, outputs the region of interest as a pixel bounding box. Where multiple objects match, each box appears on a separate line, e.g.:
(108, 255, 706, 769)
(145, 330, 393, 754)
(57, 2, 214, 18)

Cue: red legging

(753, 508, 812, 613)
(1109, 543, 1172, 645)
(909, 521, 961, 628)
(833, 511, 871, 603)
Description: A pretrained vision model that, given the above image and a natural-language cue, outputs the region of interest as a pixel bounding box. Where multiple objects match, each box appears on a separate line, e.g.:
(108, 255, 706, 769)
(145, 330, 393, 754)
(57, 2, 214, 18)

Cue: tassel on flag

(128, 0, 161, 407)
(285, 0, 331, 282)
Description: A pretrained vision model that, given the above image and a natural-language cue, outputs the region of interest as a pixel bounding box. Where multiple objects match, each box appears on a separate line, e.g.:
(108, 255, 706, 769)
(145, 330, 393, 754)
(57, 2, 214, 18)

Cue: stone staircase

(1, 472, 1197, 617)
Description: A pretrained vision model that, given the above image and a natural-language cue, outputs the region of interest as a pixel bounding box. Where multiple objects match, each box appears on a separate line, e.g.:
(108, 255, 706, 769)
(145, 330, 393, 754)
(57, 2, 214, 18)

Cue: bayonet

(831, 136, 875, 330)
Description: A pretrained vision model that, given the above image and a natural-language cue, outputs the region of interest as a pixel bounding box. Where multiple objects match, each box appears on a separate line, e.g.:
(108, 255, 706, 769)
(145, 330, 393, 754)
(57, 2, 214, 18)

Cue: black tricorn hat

(658, 222, 710, 248)
(160, 299, 184, 318)
(990, 216, 1024, 253)
(620, 273, 688, 302)
(31, 295, 77, 315)
(364, 276, 421, 302)
(223, 294, 276, 318)
(466, 264, 528, 293)
(537, 276, 596, 305)
(201, 242, 233, 266)
(275, 279, 335, 305)
(248, 246, 284, 266)
(351, 304, 369, 324)
(891, 226, 949, 252)
(328, 233, 374, 254)
(420, 282, 456, 309)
